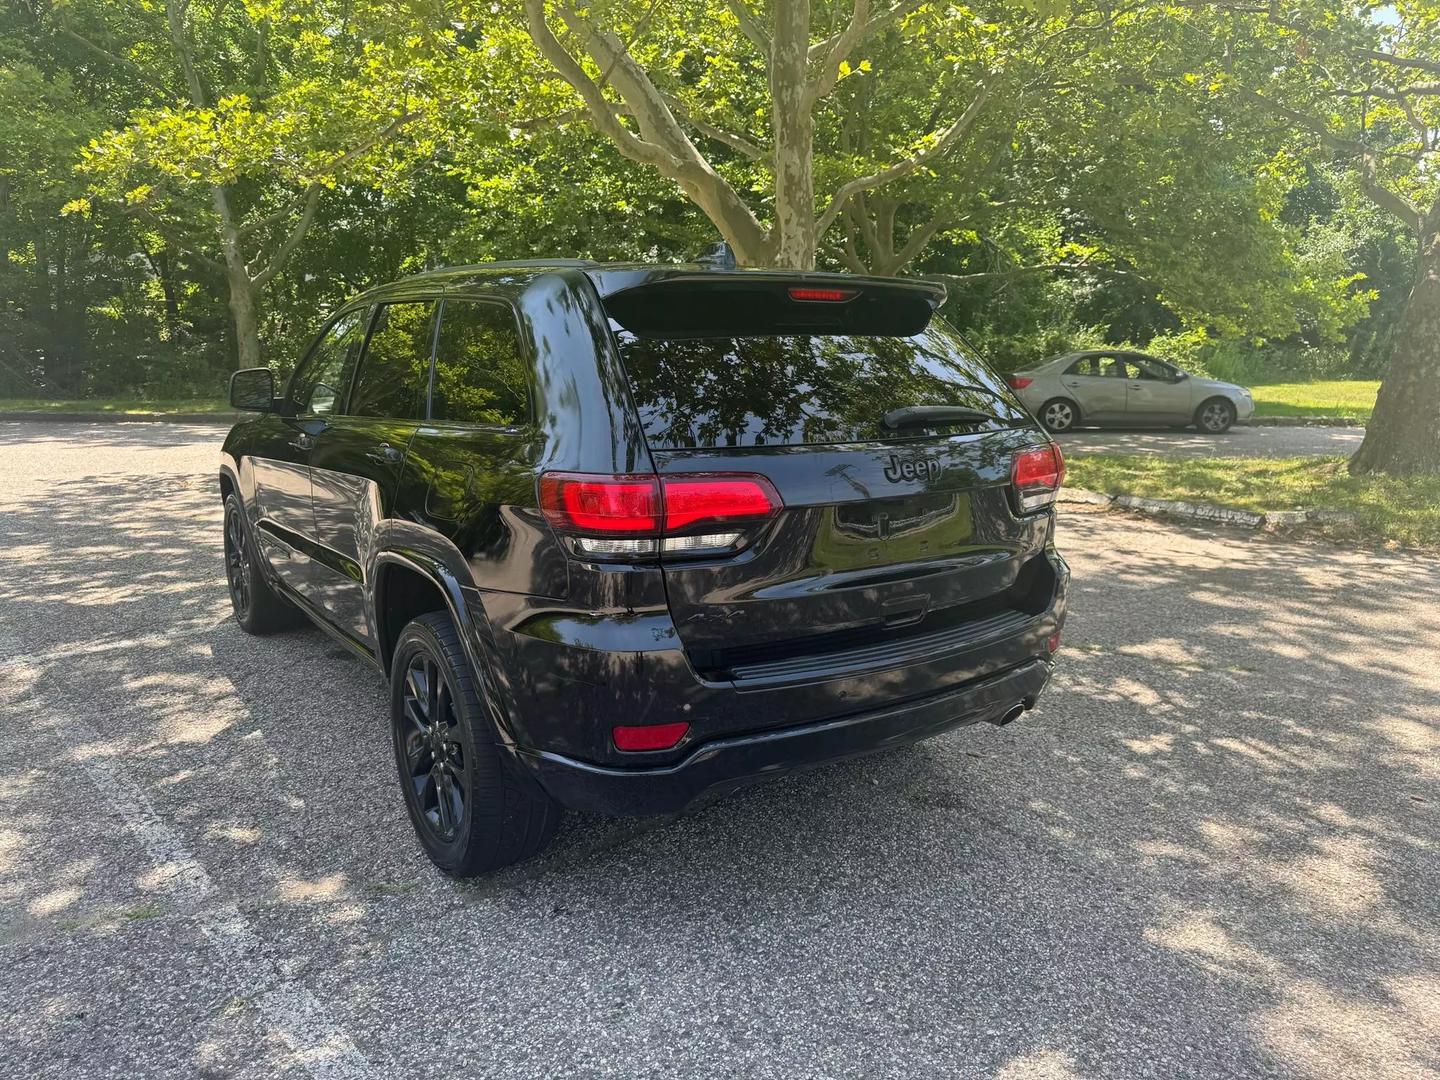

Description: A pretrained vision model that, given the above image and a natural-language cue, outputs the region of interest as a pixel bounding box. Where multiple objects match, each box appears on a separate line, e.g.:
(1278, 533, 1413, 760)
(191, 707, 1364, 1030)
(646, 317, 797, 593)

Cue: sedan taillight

(1012, 444, 1065, 513)
(1007, 376, 1034, 390)
(539, 472, 781, 560)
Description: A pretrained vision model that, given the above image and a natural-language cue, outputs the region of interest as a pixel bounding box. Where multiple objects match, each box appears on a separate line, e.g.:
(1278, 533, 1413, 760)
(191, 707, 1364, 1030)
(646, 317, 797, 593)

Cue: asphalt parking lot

(1057, 424, 1364, 459)
(1, 420, 1436, 1080)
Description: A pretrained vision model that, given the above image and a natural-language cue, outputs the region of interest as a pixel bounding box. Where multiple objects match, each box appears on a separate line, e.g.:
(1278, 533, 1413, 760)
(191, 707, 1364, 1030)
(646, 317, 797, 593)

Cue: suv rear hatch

(592, 271, 1061, 693)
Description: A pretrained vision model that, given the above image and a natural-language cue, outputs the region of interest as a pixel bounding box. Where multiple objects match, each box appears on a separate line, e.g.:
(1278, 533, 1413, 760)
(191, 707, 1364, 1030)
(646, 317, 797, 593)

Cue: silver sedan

(1006, 350, 1256, 433)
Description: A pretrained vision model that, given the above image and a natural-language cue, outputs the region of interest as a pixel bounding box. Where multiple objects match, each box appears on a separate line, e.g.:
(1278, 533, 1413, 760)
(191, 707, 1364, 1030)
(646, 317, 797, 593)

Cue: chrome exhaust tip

(993, 702, 1027, 727)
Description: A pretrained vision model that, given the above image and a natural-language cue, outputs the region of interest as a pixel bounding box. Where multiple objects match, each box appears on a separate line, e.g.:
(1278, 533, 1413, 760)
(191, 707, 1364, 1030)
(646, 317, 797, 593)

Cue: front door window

(289, 308, 371, 416)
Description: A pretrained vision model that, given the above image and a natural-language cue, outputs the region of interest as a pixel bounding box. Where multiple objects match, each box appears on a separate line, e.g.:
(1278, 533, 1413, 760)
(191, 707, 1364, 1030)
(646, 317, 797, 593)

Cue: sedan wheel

(1197, 399, 1236, 434)
(1040, 399, 1077, 433)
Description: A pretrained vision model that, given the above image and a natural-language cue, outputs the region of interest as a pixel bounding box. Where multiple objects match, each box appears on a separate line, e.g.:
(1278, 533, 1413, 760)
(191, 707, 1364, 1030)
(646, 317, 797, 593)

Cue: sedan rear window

(613, 321, 1026, 449)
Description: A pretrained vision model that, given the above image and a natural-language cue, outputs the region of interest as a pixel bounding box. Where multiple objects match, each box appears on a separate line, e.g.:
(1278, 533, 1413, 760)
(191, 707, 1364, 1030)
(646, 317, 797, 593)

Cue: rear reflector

(1013, 444, 1065, 512)
(788, 287, 858, 303)
(1007, 376, 1034, 390)
(1047, 629, 1062, 653)
(613, 722, 690, 752)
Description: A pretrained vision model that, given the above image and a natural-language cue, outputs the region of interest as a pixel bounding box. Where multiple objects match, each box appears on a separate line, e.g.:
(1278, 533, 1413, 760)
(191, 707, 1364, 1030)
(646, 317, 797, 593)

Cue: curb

(0, 410, 235, 425)
(1249, 416, 1366, 428)
(1061, 489, 1357, 531)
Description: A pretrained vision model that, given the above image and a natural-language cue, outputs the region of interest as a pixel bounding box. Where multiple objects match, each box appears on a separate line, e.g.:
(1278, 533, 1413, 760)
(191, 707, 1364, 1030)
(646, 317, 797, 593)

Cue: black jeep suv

(220, 260, 1069, 875)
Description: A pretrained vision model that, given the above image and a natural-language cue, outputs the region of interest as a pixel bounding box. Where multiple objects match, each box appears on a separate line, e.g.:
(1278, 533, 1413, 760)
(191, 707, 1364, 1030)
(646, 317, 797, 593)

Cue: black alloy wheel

(223, 502, 252, 621)
(398, 650, 469, 844)
(222, 492, 300, 634)
(389, 612, 560, 875)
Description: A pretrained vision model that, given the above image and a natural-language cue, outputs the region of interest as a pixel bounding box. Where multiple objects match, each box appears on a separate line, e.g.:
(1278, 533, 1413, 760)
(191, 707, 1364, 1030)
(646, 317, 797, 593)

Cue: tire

(390, 612, 560, 876)
(1195, 398, 1236, 434)
(223, 492, 303, 634)
(1039, 398, 1079, 433)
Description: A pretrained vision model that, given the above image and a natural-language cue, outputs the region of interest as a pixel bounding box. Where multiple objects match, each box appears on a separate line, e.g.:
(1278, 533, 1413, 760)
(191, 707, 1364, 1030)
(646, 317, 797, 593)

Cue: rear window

(613, 320, 1028, 449)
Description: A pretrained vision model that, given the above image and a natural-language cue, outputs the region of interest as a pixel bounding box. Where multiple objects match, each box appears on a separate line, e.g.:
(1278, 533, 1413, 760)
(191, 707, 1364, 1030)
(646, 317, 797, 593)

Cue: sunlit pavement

(1, 419, 1436, 1080)
(1057, 424, 1364, 459)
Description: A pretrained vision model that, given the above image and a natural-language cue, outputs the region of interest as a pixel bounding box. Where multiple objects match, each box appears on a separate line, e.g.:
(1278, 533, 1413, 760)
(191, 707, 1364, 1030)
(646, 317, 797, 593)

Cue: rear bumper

(515, 657, 1053, 815)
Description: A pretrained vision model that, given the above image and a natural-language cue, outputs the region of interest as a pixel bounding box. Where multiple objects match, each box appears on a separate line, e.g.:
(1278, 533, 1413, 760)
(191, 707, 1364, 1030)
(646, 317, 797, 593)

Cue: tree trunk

(211, 185, 263, 368)
(157, 249, 181, 337)
(32, 225, 51, 322)
(770, 0, 816, 270)
(224, 264, 263, 369)
(1350, 228, 1440, 476)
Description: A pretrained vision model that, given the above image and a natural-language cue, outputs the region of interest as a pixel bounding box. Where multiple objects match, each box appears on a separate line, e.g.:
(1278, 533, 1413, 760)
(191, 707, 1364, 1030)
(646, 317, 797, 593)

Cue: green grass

(0, 397, 228, 414)
(1067, 454, 1440, 549)
(1248, 380, 1378, 421)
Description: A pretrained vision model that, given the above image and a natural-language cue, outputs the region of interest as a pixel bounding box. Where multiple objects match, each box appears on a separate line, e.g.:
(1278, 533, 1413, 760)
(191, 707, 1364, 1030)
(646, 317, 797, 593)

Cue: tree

(495, 0, 1029, 270)
(0, 2, 187, 396)
(462, 0, 1364, 348)
(1193, 2, 1440, 475)
(56, 0, 438, 367)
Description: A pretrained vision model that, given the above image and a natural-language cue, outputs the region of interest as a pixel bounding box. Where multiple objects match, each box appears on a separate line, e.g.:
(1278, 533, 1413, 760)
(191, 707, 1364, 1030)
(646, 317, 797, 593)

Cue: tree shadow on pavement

(1, 467, 1436, 1079)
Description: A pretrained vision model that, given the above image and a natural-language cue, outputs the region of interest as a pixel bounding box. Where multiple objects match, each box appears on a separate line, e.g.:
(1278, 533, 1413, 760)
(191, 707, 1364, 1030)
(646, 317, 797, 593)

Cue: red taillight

(613, 722, 689, 752)
(539, 473, 659, 534)
(1007, 376, 1034, 390)
(662, 477, 779, 531)
(1047, 629, 1062, 653)
(539, 472, 782, 559)
(1013, 444, 1065, 512)
(788, 287, 858, 303)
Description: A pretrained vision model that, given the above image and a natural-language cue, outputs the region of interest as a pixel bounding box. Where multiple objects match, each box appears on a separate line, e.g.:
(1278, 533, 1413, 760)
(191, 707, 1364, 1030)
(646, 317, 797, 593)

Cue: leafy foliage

(0, 0, 1417, 406)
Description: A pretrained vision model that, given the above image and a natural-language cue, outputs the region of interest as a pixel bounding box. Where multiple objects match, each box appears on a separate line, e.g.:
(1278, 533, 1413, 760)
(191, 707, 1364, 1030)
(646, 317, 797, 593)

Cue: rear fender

(368, 523, 521, 750)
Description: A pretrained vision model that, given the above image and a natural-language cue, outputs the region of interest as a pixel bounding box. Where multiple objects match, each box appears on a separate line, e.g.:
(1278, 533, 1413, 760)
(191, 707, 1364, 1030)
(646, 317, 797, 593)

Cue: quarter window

(350, 301, 436, 420)
(289, 307, 370, 415)
(431, 300, 529, 426)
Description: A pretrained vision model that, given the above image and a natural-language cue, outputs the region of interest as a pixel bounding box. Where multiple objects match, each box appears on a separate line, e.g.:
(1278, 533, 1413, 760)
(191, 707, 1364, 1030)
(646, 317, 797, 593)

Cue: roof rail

(404, 259, 597, 280)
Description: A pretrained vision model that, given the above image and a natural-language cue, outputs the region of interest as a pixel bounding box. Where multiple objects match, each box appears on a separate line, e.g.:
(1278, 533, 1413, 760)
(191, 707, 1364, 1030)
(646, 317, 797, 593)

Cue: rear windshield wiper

(883, 405, 1002, 431)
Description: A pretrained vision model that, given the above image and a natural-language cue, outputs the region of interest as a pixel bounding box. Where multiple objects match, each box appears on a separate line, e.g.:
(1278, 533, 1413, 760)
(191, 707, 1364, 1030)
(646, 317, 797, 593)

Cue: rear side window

(349, 301, 436, 420)
(614, 321, 1027, 449)
(431, 300, 529, 426)
(1067, 354, 1125, 378)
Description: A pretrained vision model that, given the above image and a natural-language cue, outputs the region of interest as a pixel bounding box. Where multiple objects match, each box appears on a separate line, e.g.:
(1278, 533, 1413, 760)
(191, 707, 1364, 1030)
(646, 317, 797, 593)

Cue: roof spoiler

(605, 273, 946, 339)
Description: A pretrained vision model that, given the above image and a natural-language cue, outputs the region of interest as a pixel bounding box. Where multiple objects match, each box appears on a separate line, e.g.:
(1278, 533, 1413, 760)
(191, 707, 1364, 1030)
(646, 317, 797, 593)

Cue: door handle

(366, 443, 404, 466)
(288, 433, 314, 452)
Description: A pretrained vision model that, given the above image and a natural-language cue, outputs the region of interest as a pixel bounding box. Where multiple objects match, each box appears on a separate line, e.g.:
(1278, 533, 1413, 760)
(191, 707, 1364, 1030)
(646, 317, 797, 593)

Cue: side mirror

(1172, 371, 1189, 383)
(230, 367, 276, 412)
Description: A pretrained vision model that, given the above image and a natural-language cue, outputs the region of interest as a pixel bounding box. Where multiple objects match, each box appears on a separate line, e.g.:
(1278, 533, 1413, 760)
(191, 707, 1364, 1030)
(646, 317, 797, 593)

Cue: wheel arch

(371, 548, 521, 750)
(373, 552, 470, 675)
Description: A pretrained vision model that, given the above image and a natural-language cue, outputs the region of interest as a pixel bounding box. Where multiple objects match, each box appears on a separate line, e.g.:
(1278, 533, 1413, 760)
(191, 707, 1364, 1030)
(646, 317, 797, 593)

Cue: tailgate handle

(881, 596, 929, 628)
